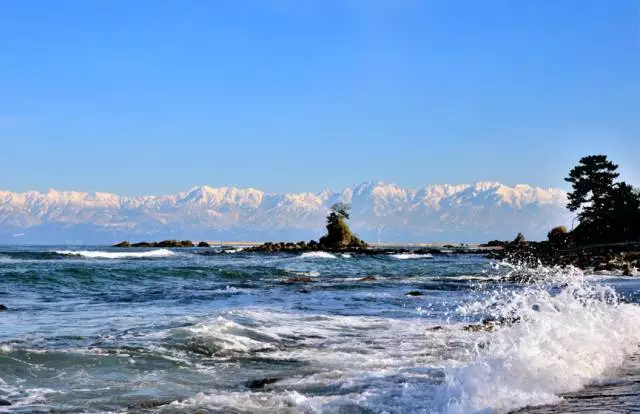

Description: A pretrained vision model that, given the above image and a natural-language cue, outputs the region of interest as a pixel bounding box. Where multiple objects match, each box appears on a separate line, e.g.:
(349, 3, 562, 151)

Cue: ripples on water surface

(1, 246, 640, 413)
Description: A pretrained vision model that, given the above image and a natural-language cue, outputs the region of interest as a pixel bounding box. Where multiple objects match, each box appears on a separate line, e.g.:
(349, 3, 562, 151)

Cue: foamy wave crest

(390, 253, 433, 260)
(162, 309, 444, 412)
(222, 247, 245, 254)
(0, 375, 57, 409)
(439, 266, 640, 413)
(299, 251, 337, 259)
(54, 249, 175, 259)
(171, 315, 282, 356)
(161, 391, 311, 413)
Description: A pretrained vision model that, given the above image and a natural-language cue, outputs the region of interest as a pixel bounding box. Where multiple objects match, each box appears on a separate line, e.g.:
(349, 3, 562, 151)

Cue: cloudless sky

(1, 0, 638, 195)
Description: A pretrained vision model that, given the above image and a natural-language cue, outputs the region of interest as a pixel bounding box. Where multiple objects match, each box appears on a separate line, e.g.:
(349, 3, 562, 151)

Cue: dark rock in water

(0, 304, 7, 311)
(246, 377, 280, 389)
(463, 323, 494, 332)
(415, 248, 444, 255)
(427, 326, 443, 331)
(157, 240, 180, 248)
(0, 399, 10, 406)
(464, 316, 522, 332)
(482, 315, 521, 326)
(197, 241, 211, 248)
(359, 276, 376, 282)
(131, 241, 155, 248)
(482, 239, 508, 248)
(128, 399, 169, 409)
(127, 240, 197, 248)
(406, 291, 423, 296)
(283, 277, 314, 283)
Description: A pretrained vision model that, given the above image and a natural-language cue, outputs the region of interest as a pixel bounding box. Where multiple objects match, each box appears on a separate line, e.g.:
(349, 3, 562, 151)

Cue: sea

(1, 246, 640, 413)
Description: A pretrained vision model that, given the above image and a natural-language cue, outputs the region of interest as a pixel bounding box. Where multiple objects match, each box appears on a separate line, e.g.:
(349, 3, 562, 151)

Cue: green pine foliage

(565, 155, 640, 243)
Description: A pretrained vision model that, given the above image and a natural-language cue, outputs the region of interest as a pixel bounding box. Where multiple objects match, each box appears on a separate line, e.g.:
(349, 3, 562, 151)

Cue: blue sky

(1, 0, 638, 195)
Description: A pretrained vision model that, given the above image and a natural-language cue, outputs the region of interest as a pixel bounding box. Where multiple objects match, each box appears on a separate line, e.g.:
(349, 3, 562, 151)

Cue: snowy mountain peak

(0, 182, 571, 243)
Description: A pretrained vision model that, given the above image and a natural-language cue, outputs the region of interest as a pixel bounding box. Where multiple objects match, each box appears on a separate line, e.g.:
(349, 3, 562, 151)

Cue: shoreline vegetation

(485, 155, 640, 274)
(113, 155, 640, 274)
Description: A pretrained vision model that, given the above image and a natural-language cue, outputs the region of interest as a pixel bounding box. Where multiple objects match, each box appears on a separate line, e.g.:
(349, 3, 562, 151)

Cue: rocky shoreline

(112, 238, 640, 275)
(113, 239, 493, 256)
(485, 239, 640, 275)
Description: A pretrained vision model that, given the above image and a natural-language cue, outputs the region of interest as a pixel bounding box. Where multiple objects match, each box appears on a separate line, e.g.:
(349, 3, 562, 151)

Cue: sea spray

(4, 245, 639, 413)
(440, 265, 640, 413)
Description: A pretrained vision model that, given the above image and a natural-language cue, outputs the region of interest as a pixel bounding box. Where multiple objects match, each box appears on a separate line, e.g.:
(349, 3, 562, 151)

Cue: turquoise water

(1, 246, 639, 413)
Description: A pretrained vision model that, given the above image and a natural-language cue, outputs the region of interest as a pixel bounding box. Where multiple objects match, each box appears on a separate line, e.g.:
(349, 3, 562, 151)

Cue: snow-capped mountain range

(0, 181, 572, 244)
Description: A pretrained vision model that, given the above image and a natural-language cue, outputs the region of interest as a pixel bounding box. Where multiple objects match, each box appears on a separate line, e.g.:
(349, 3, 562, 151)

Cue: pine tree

(565, 155, 640, 242)
(565, 155, 619, 224)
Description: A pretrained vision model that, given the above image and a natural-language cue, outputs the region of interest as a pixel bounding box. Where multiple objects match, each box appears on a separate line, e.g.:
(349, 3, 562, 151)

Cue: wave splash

(390, 253, 433, 260)
(54, 249, 175, 259)
(299, 251, 337, 259)
(439, 266, 640, 413)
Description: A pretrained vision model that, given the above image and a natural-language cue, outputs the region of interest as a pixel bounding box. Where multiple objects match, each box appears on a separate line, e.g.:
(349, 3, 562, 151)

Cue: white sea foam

(299, 251, 337, 259)
(54, 249, 175, 259)
(390, 253, 433, 260)
(164, 308, 451, 412)
(222, 247, 245, 254)
(168, 269, 640, 413)
(172, 315, 283, 356)
(161, 390, 313, 414)
(286, 270, 321, 277)
(439, 266, 640, 413)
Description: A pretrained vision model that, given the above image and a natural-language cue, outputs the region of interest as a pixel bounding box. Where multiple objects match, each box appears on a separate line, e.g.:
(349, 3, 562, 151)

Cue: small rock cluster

(113, 240, 210, 248)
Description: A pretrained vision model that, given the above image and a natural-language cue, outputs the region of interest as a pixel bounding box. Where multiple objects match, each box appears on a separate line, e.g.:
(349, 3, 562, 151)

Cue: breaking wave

(439, 266, 640, 413)
(54, 249, 175, 259)
(390, 253, 433, 260)
(299, 251, 337, 259)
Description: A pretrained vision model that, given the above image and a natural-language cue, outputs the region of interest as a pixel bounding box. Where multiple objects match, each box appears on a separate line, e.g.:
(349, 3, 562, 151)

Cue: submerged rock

(197, 241, 211, 248)
(283, 277, 314, 283)
(463, 323, 494, 332)
(464, 316, 522, 332)
(359, 276, 377, 282)
(127, 399, 170, 409)
(0, 399, 10, 406)
(406, 291, 423, 297)
(246, 377, 280, 389)
(0, 304, 7, 311)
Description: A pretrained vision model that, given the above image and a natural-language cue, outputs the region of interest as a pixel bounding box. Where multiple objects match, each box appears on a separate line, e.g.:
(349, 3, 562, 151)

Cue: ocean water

(1, 246, 640, 413)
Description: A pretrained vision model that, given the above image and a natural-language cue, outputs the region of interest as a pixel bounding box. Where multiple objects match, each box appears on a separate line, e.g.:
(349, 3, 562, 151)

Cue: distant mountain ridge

(0, 181, 572, 244)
